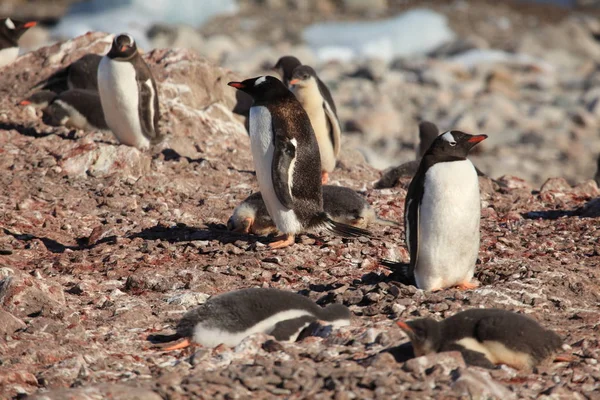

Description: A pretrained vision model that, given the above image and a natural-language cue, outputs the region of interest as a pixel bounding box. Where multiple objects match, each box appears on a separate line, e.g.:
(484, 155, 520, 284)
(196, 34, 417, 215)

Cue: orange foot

(269, 234, 295, 249)
(321, 171, 329, 185)
(457, 280, 479, 290)
(161, 338, 191, 351)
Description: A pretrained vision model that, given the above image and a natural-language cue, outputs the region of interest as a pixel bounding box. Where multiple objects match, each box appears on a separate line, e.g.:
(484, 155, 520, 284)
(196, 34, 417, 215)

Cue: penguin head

(0, 18, 36, 43)
(425, 130, 487, 159)
(272, 56, 302, 84)
(397, 318, 442, 356)
(18, 90, 57, 108)
(289, 65, 317, 89)
(228, 76, 289, 102)
(107, 33, 138, 60)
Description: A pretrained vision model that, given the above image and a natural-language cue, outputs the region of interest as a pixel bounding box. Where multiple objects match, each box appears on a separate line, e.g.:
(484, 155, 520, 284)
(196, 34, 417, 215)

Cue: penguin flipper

(442, 342, 497, 369)
(138, 77, 162, 143)
(270, 315, 317, 341)
(323, 100, 341, 157)
(405, 166, 425, 276)
(271, 133, 296, 210)
(313, 213, 371, 238)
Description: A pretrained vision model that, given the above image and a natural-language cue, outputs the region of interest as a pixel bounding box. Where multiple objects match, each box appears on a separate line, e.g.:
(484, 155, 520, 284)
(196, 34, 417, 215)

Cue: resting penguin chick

(32, 53, 102, 92)
(272, 55, 302, 88)
(155, 288, 352, 350)
(228, 185, 398, 235)
(396, 308, 563, 370)
(289, 65, 341, 184)
(20, 89, 107, 130)
(228, 76, 370, 248)
(0, 18, 36, 68)
(98, 33, 163, 150)
(405, 130, 486, 291)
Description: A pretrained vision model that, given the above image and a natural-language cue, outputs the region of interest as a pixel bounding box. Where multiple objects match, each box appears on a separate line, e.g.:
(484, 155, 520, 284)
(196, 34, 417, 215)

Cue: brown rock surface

(0, 33, 599, 399)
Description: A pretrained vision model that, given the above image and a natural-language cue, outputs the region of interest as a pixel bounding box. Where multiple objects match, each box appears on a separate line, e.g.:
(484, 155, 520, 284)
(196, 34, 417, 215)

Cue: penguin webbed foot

(157, 337, 192, 351)
(457, 280, 479, 291)
(321, 171, 329, 185)
(269, 233, 295, 248)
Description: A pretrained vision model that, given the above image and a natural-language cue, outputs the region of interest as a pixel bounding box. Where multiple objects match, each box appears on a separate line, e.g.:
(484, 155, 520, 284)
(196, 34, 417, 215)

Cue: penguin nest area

(1, 33, 599, 399)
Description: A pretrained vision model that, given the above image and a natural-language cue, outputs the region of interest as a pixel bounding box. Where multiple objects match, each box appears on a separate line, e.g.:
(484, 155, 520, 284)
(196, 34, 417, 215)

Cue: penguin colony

(6, 26, 568, 372)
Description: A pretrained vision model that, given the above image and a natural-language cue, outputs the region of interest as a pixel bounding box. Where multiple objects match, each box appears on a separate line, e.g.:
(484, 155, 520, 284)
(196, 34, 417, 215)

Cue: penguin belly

(293, 86, 336, 173)
(249, 106, 303, 234)
(97, 57, 149, 149)
(191, 309, 313, 347)
(0, 47, 19, 68)
(416, 160, 480, 291)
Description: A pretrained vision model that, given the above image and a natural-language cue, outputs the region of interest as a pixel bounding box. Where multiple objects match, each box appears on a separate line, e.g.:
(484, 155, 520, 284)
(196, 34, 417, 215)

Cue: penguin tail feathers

(380, 259, 410, 275)
(312, 213, 371, 238)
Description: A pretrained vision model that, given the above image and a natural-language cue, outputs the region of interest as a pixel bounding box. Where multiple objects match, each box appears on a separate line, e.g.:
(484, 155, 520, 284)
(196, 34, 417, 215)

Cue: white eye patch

(126, 34, 135, 45)
(440, 131, 457, 146)
(5, 18, 15, 30)
(254, 76, 267, 86)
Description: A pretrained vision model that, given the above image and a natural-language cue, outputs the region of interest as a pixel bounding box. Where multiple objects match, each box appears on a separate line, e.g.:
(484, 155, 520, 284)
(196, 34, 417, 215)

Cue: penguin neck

(422, 154, 468, 170)
(291, 80, 323, 112)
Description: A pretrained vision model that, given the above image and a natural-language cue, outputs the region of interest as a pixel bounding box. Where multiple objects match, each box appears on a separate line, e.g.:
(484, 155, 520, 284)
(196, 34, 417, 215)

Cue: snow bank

(51, 0, 238, 50)
(303, 9, 455, 63)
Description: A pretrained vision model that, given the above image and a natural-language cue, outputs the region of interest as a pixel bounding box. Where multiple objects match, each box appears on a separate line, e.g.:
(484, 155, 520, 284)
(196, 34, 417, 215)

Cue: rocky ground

(0, 30, 599, 399)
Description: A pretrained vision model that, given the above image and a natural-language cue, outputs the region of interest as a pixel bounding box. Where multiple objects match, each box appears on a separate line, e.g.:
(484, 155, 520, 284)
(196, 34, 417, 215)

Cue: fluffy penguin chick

(157, 288, 352, 349)
(32, 53, 102, 92)
(404, 130, 487, 291)
(289, 65, 341, 184)
(273, 55, 301, 88)
(228, 185, 398, 235)
(397, 308, 563, 370)
(98, 33, 163, 150)
(0, 18, 36, 68)
(228, 75, 370, 248)
(21, 89, 107, 130)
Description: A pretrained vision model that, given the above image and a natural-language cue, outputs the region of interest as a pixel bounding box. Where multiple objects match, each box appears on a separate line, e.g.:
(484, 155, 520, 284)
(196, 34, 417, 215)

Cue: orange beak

(19, 100, 31, 106)
(120, 45, 128, 52)
(289, 79, 300, 86)
(396, 320, 413, 333)
(228, 82, 245, 89)
(24, 21, 37, 28)
(467, 134, 488, 143)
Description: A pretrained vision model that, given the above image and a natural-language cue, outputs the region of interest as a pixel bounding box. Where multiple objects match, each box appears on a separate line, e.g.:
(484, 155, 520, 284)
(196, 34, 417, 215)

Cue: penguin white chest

(248, 106, 302, 234)
(0, 47, 19, 68)
(416, 160, 481, 291)
(292, 85, 336, 172)
(97, 57, 148, 149)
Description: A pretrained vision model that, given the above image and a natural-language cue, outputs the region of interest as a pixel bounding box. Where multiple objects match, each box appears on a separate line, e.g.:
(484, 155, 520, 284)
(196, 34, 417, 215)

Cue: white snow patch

(303, 9, 455, 62)
(448, 49, 555, 73)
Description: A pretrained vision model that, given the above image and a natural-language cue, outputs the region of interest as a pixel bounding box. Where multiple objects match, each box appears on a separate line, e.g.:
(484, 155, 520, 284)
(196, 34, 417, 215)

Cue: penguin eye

(449, 141, 457, 147)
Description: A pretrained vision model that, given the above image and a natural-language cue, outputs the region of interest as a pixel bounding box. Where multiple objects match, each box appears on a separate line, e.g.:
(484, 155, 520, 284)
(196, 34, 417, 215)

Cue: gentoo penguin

(20, 89, 108, 130)
(153, 288, 352, 350)
(228, 76, 370, 248)
(98, 33, 163, 150)
(397, 308, 563, 370)
(272, 55, 301, 88)
(228, 185, 398, 236)
(404, 130, 487, 291)
(0, 18, 36, 68)
(32, 53, 102, 92)
(289, 65, 341, 184)
(375, 121, 441, 189)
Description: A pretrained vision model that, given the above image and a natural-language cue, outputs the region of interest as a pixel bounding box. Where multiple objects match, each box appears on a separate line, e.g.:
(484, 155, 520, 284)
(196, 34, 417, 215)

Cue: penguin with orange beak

(396, 308, 564, 371)
(0, 18, 36, 68)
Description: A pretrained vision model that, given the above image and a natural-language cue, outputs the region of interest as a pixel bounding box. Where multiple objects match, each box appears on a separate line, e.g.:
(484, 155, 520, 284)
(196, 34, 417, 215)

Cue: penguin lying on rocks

(397, 308, 564, 371)
(227, 185, 398, 236)
(151, 288, 352, 350)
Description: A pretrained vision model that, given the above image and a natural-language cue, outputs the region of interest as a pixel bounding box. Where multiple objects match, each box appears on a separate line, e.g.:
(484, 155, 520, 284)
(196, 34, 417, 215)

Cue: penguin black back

(175, 287, 351, 337)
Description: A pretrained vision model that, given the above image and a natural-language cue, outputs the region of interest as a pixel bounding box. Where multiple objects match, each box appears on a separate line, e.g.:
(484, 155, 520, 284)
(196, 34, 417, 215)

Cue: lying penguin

(20, 89, 108, 130)
(397, 308, 563, 370)
(228, 185, 398, 236)
(152, 287, 352, 350)
(31, 53, 102, 92)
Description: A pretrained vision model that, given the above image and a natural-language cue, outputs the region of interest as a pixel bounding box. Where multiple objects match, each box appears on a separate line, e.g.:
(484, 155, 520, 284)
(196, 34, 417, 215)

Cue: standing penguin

(0, 18, 36, 68)
(97, 33, 163, 150)
(272, 55, 301, 87)
(404, 130, 487, 291)
(396, 308, 564, 370)
(151, 288, 352, 349)
(228, 76, 369, 248)
(289, 65, 341, 184)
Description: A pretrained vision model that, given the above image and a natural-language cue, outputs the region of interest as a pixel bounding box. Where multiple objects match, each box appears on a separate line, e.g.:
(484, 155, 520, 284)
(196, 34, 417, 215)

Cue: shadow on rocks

(3, 228, 116, 254)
